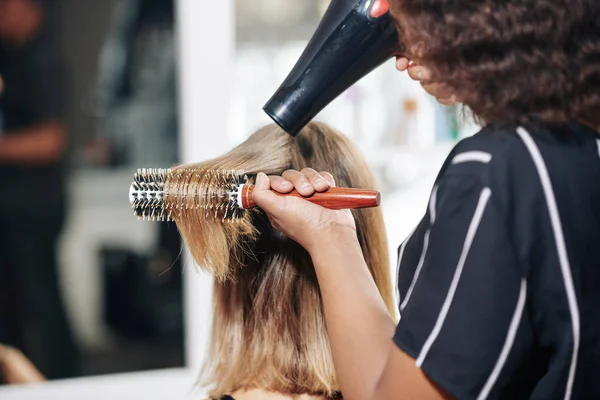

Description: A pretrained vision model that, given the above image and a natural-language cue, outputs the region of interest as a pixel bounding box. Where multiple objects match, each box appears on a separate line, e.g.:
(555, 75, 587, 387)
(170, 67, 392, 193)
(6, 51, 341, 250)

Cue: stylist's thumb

(253, 172, 284, 218)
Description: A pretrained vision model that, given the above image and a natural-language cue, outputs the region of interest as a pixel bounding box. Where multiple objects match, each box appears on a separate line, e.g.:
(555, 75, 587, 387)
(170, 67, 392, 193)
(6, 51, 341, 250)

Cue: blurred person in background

(93, 0, 178, 167)
(92, 0, 181, 278)
(0, 0, 79, 379)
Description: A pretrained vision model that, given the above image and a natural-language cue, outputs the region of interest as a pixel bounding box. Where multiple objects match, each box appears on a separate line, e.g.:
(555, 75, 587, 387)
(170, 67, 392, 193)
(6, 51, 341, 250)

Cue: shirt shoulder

(440, 125, 528, 179)
(436, 124, 549, 218)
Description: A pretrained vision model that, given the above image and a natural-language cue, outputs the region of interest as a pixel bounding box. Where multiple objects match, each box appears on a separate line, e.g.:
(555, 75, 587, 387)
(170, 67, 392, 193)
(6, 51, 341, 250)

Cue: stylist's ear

(0, 75, 4, 96)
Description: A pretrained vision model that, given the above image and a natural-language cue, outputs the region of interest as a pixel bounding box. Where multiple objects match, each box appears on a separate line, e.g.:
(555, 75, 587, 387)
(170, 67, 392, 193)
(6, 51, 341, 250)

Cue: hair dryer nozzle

(264, 0, 399, 136)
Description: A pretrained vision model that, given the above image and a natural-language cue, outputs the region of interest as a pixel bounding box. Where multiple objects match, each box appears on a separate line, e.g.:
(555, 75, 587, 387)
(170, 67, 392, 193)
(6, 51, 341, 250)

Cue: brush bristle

(130, 168, 171, 221)
(129, 168, 250, 223)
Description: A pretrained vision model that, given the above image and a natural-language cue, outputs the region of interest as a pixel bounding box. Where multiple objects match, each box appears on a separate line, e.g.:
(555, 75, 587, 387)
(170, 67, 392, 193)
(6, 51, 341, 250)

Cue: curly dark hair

(390, 0, 600, 127)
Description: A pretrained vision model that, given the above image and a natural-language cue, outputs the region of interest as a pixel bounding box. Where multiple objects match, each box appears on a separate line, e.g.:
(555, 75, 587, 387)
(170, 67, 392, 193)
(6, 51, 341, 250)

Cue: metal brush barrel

(129, 168, 171, 221)
(129, 168, 249, 223)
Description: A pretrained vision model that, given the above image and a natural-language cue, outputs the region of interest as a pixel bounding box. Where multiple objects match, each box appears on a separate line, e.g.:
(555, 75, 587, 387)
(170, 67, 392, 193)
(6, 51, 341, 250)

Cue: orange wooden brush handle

(241, 185, 380, 210)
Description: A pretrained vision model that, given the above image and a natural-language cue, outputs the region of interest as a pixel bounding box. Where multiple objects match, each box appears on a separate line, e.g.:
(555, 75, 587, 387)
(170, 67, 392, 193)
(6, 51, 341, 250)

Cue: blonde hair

(168, 122, 394, 398)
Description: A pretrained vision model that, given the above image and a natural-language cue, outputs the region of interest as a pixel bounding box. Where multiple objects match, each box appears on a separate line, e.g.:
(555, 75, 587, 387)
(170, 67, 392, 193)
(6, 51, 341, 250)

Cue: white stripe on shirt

(416, 187, 492, 367)
(516, 127, 580, 400)
(400, 186, 438, 312)
(596, 139, 600, 157)
(396, 226, 416, 307)
(476, 279, 528, 400)
(451, 151, 493, 165)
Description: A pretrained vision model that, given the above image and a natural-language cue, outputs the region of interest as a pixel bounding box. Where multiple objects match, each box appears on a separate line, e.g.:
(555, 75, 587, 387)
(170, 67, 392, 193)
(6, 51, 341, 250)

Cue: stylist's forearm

(309, 229, 395, 400)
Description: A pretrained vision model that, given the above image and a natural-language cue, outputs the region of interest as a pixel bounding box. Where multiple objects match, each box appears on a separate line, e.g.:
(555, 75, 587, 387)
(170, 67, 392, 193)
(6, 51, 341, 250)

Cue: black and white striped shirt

(394, 122, 600, 400)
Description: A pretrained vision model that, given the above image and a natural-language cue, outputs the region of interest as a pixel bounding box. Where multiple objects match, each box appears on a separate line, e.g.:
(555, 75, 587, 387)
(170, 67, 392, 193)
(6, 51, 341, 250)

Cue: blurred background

(0, 0, 184, 382)
(0, 0, 480, 386)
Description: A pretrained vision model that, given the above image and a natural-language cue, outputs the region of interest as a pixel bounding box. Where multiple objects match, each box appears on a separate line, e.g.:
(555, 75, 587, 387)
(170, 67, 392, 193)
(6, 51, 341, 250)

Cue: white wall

(176, 0, 235, 373)
(0, 369, 200, 400)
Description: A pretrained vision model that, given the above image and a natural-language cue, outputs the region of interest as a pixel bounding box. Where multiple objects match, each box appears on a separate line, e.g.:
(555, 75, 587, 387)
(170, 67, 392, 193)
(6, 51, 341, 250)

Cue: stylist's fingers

(282, 169, 315, 196)
(254, 172, 271, 191)
(319, 171, 336, 187)
(268, 175, 294, 193)
(253, 173, 284, 215)
(301, 168, 330, 192)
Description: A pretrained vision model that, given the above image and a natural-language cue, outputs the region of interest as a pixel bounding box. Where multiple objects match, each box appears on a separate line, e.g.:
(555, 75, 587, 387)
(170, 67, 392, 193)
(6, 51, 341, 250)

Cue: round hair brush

(129, 168, 381, 222)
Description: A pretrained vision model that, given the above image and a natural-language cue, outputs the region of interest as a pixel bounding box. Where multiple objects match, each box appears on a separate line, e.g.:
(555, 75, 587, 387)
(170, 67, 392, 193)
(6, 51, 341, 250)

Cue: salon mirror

(0, 0, 184, 383)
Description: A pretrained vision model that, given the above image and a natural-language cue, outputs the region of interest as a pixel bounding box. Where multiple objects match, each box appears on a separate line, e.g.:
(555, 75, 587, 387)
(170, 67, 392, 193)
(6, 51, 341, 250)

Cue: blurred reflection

(1, 0, 183, 382)
(0, 343, 45, 384)
(73, 0, 183, 377)
(0, 0, 79, 380)
(91, 0, 183, 333)
(92, 0, 178, 166)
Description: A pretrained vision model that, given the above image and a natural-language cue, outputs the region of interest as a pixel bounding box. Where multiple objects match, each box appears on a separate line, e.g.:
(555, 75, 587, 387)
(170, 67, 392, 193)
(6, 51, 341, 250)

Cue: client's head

(170, 122, 393, 398)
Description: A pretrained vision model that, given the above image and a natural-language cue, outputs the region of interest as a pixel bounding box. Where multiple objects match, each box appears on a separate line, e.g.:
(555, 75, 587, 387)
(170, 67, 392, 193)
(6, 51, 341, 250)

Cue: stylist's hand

(396, 57, 458, 106)
(252, 169, 357, 253)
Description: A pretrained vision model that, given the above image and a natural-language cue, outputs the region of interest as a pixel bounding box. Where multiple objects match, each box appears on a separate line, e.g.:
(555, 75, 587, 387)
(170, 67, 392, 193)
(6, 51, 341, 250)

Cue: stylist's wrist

(305, 222, 359, 255)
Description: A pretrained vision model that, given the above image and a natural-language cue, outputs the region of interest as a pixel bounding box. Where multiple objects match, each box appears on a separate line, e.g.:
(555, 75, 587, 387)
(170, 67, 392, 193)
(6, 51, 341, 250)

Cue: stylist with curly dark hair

(254, 1, 600, 399)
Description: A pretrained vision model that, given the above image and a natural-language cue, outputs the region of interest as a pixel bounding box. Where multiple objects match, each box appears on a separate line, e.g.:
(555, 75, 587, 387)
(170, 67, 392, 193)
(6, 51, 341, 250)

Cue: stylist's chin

(252, 171, 358, 253)
(396, 58, 458, 106)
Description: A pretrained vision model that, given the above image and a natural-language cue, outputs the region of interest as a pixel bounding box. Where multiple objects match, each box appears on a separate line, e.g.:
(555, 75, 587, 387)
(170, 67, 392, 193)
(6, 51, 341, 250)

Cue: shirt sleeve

(394, 172, 532, 400)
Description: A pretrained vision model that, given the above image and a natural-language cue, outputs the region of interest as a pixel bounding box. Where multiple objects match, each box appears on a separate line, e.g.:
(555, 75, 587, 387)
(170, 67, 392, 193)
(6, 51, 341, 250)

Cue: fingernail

(281, 181, 292, 187)
(256, 173, 264, 185)
(417, 71, 425, 79)
(302, 182, 312, 190)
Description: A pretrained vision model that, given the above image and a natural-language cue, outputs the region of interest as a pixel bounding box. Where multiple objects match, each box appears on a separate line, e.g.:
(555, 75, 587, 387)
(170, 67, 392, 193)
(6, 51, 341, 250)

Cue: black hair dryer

(263, 0, 399, 136)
